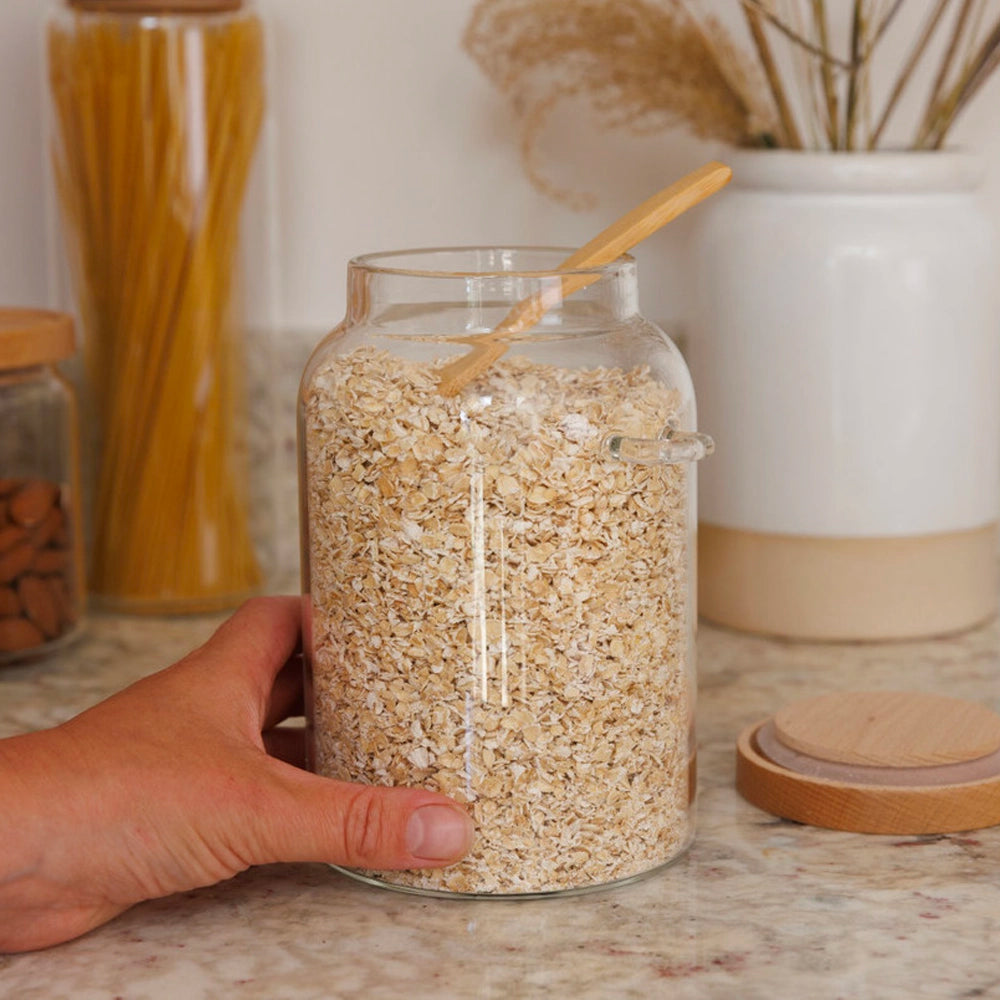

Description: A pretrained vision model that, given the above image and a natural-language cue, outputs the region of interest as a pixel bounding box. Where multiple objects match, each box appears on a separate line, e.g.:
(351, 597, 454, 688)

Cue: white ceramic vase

(688, 150, 1000, 640)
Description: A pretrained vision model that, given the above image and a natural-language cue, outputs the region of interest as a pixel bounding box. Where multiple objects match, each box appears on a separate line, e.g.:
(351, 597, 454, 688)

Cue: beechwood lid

(68, 0, 244, 13)
(736, 690, 1000, 835)
(0, 309, 75, 370)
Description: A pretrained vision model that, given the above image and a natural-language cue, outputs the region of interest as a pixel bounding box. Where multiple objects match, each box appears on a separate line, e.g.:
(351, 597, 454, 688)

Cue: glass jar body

(299, 248, 708, 896)
(0, 364, 84, 663)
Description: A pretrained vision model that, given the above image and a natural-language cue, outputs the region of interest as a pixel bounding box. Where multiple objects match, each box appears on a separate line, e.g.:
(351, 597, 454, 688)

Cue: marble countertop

(3, 606, 1000, 999)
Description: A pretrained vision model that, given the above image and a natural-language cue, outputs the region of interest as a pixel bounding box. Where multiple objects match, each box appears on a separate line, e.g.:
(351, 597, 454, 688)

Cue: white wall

(3, 0, 1000, 339)
(0, 0, 49, 306)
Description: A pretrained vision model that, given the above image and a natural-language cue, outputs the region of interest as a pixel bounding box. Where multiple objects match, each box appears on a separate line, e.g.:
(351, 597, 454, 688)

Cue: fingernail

(406, 805, 474, 861)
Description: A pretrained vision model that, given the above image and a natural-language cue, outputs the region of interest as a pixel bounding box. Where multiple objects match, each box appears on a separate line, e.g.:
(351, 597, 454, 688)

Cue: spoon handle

(436, 160, 732, 397)
(562, 160, 733, 271)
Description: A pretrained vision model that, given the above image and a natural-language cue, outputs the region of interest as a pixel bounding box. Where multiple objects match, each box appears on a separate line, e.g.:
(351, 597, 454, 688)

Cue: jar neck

(344, 247, 641, 340)
(727, 149, 985, 194)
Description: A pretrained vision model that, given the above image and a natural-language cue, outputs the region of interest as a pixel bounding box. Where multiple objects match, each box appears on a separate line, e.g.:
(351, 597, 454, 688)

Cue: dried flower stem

(916, 0, 977, 146)
(741, 0, 852, 67)
(869, 0, 952, 148)
(787, 1, 827, 148)
(810, 0, 841, 147)
(863, 0, 910, 56)
(929, 13, 1000, 147)
(742, 3, 803, 148)
(843, 0, 910, 148)
(844, 1, 866, 149)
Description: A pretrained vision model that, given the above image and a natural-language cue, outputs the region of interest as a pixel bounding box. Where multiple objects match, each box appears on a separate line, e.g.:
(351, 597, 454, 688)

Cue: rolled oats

(304, 345, 694, 894)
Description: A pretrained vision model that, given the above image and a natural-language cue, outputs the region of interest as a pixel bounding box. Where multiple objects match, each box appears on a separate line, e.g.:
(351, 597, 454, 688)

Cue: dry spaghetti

(48, 0, 265, 612)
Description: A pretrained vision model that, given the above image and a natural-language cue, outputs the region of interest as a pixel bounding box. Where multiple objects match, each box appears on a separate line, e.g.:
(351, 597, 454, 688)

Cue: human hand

(0, 596, 474, 952)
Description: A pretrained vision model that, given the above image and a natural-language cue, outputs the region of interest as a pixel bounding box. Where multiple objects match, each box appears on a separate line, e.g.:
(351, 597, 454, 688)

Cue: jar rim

(724, 148, 985, 193)
(350, 246, 636, 280)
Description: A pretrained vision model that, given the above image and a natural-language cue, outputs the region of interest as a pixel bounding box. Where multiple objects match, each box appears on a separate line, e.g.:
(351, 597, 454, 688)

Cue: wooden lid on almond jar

(67, 1, 244, 13)
(736, 690, 1000, 835)
(0, 309, 75, 370)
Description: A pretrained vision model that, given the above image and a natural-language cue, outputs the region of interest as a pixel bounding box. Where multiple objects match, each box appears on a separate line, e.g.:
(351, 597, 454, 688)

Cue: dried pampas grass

(464, 0, 775, 205)
(466, 0, 1000, 203)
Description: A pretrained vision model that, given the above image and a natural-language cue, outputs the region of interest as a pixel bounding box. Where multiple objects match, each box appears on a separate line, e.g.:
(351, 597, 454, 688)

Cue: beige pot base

(699, 523, 999, 641)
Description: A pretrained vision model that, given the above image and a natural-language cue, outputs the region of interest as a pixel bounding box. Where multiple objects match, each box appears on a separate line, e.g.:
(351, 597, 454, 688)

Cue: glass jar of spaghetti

(46, 0, 275, 614)
(299, 248, 713, 896)
(0, 309, 85, 664)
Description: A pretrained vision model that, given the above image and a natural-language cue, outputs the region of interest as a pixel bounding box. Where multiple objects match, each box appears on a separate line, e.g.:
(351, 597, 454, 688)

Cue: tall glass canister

(46, 0, 275, 613)
(299, 248, 712, 896)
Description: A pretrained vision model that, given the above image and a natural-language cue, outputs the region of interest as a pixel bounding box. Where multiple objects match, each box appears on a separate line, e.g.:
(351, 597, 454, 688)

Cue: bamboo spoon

(436, 160, 732, 397)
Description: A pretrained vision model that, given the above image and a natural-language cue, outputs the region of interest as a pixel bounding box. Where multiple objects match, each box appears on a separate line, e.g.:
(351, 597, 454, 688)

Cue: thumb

(247, 766, 475, 871)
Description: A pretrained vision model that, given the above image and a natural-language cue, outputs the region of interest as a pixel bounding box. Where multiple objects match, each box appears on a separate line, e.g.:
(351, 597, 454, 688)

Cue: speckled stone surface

(3, 605, 1000, 998)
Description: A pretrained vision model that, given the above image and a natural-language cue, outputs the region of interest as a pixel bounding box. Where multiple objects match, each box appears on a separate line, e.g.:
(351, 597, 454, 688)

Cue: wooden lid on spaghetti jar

(0, 309, 75, 370)
(67, 1, 244, 13)
(736, 690, 1000, 834)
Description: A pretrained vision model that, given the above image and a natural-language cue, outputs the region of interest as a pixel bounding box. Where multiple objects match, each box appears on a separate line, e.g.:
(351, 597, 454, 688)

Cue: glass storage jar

(0, 309, 84, 664)
(46, 0, 275, 614)
(299, 248, 712, 896)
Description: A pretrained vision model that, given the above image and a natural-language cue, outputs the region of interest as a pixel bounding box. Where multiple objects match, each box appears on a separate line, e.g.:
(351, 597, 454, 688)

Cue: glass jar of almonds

(299, 248, 712, 896)
(0, 309, 84, 664)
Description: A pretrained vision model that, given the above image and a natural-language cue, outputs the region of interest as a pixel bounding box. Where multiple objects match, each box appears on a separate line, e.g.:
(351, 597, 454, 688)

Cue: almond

(31, 548, 69, 575)
(0, 523, 25, 555)
(0, 616, 44, 653)
(17, 575, 61, 638)
(46, 575, 72, 628)
(30, 506, 64, 549)
(9, 480, 59, 528)
(52, 508, 71, 546)
(0, 541, 35, 585)
(0, 587, 20, 617)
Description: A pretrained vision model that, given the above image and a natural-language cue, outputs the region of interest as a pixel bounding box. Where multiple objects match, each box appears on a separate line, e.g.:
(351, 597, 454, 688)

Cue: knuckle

(342, 788, 393, 866)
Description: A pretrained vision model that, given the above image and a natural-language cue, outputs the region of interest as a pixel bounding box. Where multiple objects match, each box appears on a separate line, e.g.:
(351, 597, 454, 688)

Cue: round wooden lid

(736, 690, 1000, 834)
(0, 309, 76, 369)
(67, 1, 243, 14)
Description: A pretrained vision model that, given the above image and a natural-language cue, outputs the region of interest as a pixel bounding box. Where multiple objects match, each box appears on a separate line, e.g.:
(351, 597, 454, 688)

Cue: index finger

(190, 595, 304, 710)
